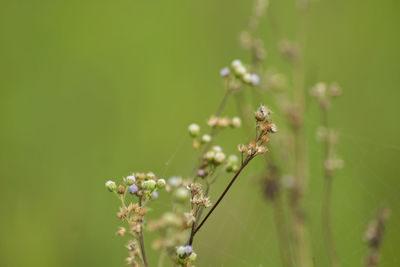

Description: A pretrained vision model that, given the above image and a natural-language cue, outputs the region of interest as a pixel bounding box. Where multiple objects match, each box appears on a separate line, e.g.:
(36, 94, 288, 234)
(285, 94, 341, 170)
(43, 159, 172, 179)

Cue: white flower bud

(243, 73, 252, 83)
(231, 59, 243, 69)
(235, 65, 247, 76)
(212, 146, 222, 152)
(188, 123, 200, 137)
(214, 152, 226, 164)
(125, 176, 136, 185)
(157, 178, 166, 188)
(201, 134, 212, 143)
(231, 117, 241, 128)
(177, 246, 186, 257)
(105, 180, 117, 192)
(174, 187, 190, 201)
(204, 151, 215, 162)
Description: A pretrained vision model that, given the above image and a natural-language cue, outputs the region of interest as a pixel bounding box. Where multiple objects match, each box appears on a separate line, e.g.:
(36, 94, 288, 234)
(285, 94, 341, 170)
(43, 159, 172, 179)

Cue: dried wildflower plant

(105, 73, 277, 266)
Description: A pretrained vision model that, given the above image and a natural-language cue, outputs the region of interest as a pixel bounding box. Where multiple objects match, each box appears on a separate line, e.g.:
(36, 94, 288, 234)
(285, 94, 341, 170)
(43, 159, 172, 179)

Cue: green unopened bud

(105, 180, 117, 192)
(125, 175, 136, 186)
(142, 180, 156, 190)
(157, 178, 166, 188)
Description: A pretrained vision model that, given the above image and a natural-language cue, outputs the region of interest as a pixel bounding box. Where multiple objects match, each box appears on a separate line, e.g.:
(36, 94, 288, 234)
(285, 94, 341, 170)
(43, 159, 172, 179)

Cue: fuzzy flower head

(125, 175, 136, 185)
(201, 134, 212, 143)
(188, 123, 200, 137)
(220, 67, 230, 77)
(142, 180, 156, 190)
(254, 105, 270, 121)
(251, 74, 260, 85)
(105, 180, 117, 192)
(128, 184, 138, 194)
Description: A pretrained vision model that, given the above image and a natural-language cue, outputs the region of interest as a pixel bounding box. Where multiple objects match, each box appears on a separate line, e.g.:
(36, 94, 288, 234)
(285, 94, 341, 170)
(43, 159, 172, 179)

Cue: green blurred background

(1, 0, 399, 266)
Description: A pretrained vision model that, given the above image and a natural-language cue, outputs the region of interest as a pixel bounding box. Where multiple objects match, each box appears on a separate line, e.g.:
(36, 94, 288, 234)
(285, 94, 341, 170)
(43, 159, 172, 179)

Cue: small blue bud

(128, 184, 138, 194)
(152, 191, 159, 199)
(184, 245, 193, 256)
(220, 67, 230, 77)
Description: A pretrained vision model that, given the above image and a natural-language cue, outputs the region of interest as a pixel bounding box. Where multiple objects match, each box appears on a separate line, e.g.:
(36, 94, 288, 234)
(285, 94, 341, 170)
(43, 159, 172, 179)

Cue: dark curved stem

(192, 155, 254, 239)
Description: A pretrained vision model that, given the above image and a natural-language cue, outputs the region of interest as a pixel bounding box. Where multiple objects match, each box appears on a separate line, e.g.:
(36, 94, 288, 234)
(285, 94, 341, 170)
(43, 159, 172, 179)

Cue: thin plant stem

(289, 6, 312, 267)
(273, 195, 294, 267)
(321, 109, 341, 267)
(192, 154, 255, 237)
(138, 198, 149, 267)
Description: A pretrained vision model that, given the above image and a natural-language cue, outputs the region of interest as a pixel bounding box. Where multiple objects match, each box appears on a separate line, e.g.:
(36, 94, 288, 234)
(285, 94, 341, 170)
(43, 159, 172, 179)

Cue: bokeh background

(1, 0, 399, 266)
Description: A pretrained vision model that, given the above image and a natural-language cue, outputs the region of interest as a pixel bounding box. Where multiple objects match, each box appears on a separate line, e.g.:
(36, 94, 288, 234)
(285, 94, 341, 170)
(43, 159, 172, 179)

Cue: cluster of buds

(220, 59, 260, 86)
(106, 172, 166, 201)
(125, 240, 141, 267)
(188, 119, 240, 150)
(187, 183, 212, 208)
(238, 105, 277, 156)
(310, 82, 342, 110)
(207, 115, 241, 128)
(176, 245, 197, 266)
(203, 146, 227, 166)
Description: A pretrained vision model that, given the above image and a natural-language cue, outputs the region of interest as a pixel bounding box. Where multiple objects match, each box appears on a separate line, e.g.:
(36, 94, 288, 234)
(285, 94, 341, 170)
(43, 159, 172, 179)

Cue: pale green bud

(105, 180, 117, 192)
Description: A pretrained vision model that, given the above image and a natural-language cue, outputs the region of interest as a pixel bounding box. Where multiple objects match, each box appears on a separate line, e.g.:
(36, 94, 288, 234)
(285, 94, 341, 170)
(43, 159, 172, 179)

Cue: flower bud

(105, 180, 117, 192)
(142, 180, 156, 190)
(184, 245, 193, 256)
(235, 65, 247, 76)
(197, 169, 207, 178)
(157, 178, 166, 188)
(201, 134, 212, 143)
(220, 67, 230, 77)
(174, 187, 190, 202)
(243, 73, 253, 83)
(168, 176, 182, 187)
(117, 185, 125, 194)
(231, 117, 241, 128)
(152, 191, 159, 199)
(204, 151, 215, 162)
(129, 184, 138, 194)
(177, 246, 186, 258)
(125, 175, 136, 185)
(214, 152, 226, 164)
(231, 59, 243, 69)
(189, 252, 197, 261)
(251, 74, 260, 85)
(188, 123, 200, 137)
